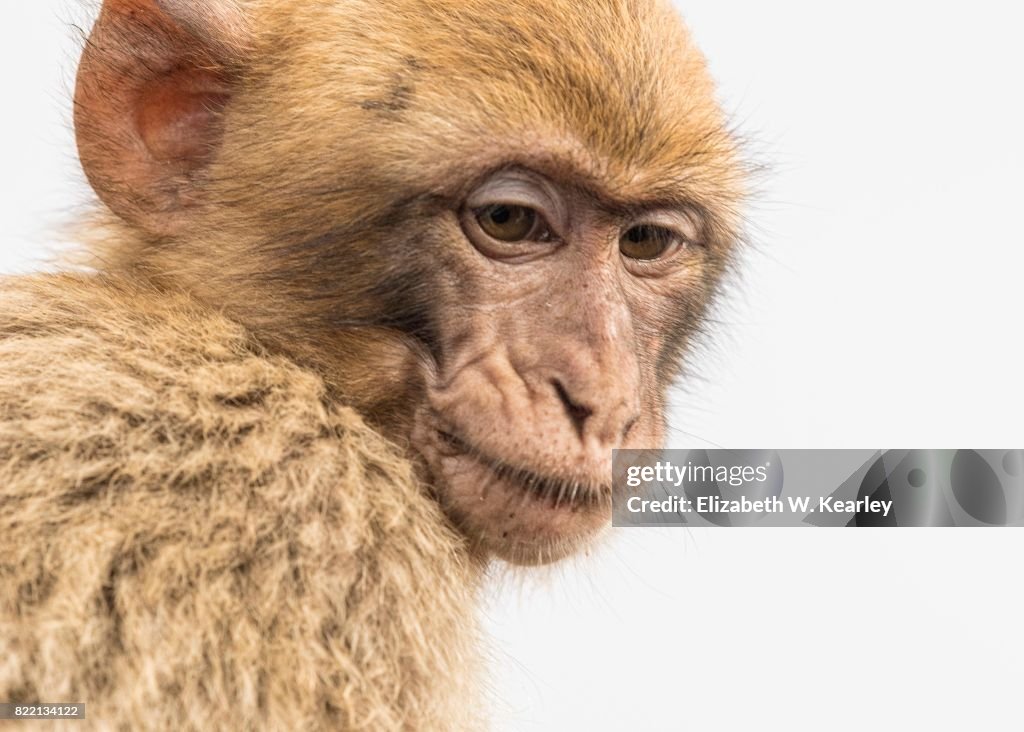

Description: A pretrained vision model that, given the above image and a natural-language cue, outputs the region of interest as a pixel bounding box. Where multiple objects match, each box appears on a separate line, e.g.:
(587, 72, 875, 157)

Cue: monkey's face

(73, 0, 743, 566)
(403, 166, 723, 565)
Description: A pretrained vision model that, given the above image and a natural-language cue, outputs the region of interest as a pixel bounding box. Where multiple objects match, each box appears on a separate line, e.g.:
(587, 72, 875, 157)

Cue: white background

(3, 2, 1023, 730)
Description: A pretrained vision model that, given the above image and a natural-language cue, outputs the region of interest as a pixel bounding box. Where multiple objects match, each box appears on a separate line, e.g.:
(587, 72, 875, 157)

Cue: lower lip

(438, 431, 609, 513)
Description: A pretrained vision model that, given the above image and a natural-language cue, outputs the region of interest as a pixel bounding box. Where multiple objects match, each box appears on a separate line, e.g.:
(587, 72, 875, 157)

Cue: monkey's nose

(552, 379, 594, 439)
(551, 379, 638, 450)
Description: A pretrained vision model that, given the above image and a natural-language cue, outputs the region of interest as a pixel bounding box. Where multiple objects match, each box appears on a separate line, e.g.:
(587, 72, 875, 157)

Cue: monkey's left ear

(74, 0, 253, 236)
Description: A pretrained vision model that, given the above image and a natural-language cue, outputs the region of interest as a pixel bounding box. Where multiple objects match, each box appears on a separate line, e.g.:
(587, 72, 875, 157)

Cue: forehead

(259, 0, 739, 211)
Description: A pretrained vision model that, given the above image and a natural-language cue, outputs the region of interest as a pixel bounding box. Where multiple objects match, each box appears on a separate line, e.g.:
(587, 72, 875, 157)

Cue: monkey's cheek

(438, 457, 611, 567)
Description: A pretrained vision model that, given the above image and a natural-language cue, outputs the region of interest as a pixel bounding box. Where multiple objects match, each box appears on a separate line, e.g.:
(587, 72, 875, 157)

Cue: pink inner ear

(74, 0, 248, 234)
(135, 67, 230, 165)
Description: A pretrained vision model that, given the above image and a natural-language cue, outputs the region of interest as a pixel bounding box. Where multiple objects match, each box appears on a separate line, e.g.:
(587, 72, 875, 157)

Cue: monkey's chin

(426, 440, 613, 567)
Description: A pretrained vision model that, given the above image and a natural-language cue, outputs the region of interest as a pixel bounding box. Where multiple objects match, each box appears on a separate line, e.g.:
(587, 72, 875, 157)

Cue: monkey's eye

(476, 204, 551, 243)
(620, 225, 681, 260)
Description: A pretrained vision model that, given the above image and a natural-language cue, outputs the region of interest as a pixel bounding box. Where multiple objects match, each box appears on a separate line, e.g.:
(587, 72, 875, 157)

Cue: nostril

(552, 379, 593, 439)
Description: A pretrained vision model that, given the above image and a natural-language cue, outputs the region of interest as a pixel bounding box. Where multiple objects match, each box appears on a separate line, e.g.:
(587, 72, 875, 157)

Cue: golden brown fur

(0, 275, 482, 730)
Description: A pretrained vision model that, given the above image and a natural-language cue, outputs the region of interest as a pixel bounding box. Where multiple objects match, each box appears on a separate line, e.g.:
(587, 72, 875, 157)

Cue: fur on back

(0, 274, 482, 731)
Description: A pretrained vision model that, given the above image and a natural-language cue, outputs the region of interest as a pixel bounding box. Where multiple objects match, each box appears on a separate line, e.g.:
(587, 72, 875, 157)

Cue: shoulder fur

(0, 274, 483, 731)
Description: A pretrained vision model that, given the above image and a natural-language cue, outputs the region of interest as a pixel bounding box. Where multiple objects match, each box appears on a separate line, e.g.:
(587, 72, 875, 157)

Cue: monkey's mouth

(435, 429, 611, 512)
(412, 418, 614, 565)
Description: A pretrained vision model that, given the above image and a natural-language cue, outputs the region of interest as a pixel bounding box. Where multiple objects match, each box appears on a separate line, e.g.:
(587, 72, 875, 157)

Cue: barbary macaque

(0, 0, 742, 728)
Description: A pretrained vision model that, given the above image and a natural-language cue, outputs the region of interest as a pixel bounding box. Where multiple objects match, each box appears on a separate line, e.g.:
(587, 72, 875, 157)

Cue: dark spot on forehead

(361, 78, 414, 115)
(361, 58, 426, 117)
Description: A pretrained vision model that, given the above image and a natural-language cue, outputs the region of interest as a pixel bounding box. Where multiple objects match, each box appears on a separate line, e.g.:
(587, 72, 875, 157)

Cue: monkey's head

(75, 0, 743, 565)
